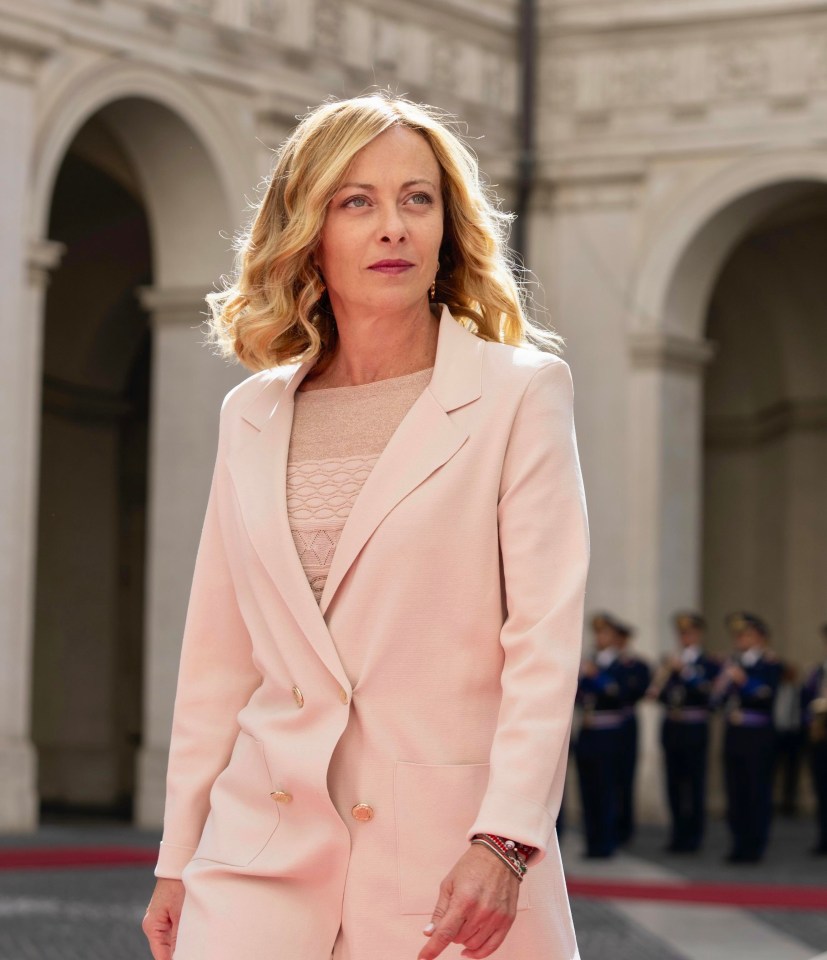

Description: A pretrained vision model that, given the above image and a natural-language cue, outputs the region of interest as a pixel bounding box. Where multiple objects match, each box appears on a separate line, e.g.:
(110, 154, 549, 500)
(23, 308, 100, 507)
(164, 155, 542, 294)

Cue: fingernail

(423, 921, 435, 935)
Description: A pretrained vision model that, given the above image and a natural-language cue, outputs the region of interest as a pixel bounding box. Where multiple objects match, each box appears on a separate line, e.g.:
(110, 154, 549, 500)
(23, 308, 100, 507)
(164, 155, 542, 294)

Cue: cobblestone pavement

(0, 865, 686, 960)
(0, 816, 824, 960)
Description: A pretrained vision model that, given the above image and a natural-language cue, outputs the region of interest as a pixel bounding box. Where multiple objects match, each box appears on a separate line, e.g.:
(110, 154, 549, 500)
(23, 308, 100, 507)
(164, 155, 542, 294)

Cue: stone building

(1, 0, 825, 830)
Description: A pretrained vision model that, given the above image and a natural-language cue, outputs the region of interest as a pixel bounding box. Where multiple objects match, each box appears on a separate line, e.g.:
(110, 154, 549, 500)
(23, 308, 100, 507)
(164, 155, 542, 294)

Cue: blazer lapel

(227, 359, 352, 689)
(319, 305, 483, 615)
(226, 305, 484, 682)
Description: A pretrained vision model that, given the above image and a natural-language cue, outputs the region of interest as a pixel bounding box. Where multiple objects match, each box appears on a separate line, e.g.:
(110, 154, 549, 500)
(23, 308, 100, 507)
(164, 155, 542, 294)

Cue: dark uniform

(715, 612, 783, 863)
(801, 625, 827, 855)
(575, 625, 629, 858)
(652, 612, 720, 852)
(616, 642, 651, 846)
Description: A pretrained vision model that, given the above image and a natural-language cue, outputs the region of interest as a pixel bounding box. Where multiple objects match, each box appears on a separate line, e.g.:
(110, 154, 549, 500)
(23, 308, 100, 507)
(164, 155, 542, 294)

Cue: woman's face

(316, 125, 445, 316)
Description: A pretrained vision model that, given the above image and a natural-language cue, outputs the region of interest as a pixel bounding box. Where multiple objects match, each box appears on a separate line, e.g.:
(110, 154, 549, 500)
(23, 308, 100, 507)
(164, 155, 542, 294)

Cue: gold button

(351, 803, 374, 822)
(292, 685, 304, 708)
(270, 790, 293, 804)
(338, 686, 350, 705)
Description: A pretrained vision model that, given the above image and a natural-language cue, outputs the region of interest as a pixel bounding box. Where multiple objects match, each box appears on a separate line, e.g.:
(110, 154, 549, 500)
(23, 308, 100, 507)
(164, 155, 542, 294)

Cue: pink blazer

(156, 305, 590, 960)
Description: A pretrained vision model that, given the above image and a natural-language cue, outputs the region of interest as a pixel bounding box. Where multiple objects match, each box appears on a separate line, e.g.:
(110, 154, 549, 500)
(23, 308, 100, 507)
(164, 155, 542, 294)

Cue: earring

(430, 262, 440, 300)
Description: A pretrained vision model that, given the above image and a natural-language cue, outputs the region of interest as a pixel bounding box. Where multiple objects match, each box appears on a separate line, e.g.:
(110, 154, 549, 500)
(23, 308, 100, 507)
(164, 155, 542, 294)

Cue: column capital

(136, 285, 210, 327)
(629, 330, 716, 374)
(27, 239, 66, 288)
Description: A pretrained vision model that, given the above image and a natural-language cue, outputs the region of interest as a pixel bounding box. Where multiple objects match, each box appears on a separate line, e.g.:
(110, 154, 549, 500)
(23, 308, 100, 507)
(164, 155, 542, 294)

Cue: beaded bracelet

(470, 833, 533, 882)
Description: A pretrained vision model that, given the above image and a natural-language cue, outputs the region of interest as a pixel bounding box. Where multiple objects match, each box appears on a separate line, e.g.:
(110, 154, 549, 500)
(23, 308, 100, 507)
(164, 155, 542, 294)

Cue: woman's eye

(343, 196, 369, 208)
(409, 193, 432, 205)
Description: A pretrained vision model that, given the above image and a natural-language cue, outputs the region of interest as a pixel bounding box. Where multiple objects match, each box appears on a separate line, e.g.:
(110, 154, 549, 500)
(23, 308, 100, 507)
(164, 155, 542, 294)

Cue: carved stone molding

(705, 397, 827, 447)
(711, 40, 770, 98)
(136, 285, 210, 327)
(546, 27, 827, 124)
(629, 331, 717, 374)
(0, 32, 55, 83)
(249, 0, 282, 33)
(533, 159, 646, 210)
(27, 239, 66, 289)
(315, 0, 342, 54)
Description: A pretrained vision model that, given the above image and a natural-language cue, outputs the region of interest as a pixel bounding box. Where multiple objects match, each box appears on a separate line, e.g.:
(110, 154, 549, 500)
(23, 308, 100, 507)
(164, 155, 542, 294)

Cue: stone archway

(626, 154, 827, 820)
(628, 154, 827, 654)
(32, 114, 153, 820)
(702, 188, 827, 667)
(0, 61, 254, 830)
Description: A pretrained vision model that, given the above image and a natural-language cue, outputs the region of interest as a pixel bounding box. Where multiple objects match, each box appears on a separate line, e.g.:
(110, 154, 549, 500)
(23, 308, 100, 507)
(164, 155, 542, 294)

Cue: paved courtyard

(0, 816, 824, 959)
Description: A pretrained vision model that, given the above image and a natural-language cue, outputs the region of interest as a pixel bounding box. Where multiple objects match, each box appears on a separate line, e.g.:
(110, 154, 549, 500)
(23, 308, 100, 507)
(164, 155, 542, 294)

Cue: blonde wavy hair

(206, 91, 563, 371)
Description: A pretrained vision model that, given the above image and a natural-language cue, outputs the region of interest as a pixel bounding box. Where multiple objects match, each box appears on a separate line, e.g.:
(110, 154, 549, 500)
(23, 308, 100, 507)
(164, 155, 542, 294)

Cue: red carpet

(0, 846, 158, 869)
(2, 847, 825, 912)
(566, 877, 827, 911)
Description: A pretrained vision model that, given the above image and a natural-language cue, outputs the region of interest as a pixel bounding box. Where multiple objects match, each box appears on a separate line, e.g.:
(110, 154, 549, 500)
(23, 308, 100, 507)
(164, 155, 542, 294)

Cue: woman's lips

(368, 260, 415, 275)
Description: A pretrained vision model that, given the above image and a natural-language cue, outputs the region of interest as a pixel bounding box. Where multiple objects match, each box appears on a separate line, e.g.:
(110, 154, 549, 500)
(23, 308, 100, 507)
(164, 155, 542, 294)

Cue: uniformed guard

(713, 612, 783, 863)
(614, 619, 651, 845)
(574, 612, 630, 858)
(801, 622, 827, 855)
(647, 611, 720, 852)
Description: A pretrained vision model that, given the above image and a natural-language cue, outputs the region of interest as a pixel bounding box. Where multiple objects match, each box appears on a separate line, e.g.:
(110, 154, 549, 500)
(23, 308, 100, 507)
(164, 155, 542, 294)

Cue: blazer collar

(240, 303, 483, 429)
(228, 304, 484, 688)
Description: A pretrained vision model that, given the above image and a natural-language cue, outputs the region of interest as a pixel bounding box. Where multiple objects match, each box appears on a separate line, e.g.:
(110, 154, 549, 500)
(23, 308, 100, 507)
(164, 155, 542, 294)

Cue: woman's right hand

(143, 878, 185, 959)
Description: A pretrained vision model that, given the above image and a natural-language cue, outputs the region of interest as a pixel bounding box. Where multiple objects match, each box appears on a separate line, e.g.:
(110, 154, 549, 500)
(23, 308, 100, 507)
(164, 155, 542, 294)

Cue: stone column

(0, 238, 66, 832)
(134, 286, 245, 828)
(526, 168, 645, 827)
(626, 330, 716, 821)
(0, 25, 63, 828)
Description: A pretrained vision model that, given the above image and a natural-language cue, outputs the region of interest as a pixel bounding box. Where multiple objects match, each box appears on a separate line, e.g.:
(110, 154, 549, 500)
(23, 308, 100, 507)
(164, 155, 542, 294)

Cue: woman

(142, 93, 590, 960)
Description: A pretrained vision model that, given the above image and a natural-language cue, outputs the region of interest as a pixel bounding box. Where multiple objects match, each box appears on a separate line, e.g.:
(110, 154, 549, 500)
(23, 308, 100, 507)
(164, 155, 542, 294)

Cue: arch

(29, 58, 255, 285)
(633, 149, 827, 341)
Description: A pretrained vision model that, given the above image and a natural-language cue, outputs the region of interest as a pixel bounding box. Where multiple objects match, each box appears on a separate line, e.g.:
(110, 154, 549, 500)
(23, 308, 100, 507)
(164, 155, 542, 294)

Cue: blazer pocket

(191, 730, 280, 867)
(393, 760, 531, 915)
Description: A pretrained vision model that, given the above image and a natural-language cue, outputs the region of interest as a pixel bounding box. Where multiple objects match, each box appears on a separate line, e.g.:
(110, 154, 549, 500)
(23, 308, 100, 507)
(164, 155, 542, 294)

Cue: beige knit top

(286, 366, 434, 615)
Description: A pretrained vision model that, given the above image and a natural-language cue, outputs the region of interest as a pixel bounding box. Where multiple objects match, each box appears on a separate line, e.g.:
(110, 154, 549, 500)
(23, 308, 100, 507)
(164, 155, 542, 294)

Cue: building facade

(538, 0, 827, 808)
(1, 0, 825, 830)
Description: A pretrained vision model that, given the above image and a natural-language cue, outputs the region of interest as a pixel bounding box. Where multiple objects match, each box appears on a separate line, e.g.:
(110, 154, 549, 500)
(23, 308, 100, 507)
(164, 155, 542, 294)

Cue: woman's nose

(377, 204, 406, 242)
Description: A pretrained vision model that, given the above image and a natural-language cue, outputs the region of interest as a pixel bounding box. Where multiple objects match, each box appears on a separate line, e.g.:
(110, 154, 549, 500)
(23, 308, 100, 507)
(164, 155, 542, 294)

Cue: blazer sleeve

(466, 357, 590, 865)
(154, 396, 264, 880)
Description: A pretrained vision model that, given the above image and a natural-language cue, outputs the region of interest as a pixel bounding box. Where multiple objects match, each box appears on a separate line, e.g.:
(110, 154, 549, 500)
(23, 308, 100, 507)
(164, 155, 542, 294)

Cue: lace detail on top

(287, 454, 381, 604)
(290, 525, 341, 603)
(286, 454, 380, 521)
(285, 365, 433, 615)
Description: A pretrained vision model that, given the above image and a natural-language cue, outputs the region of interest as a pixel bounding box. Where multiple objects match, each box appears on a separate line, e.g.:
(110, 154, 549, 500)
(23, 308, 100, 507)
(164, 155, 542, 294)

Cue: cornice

(136, 284, 210, 326)
(0, 15, 61, 82)
(8, 1, 519, 117)
(546, 0, 827, 36)
(27, 239, 67, 287)
(629, 331, 717, 373)
(42, 375, 133, 423)
(540, 16, 827, 152)
(705, 396, 827, 446)
(531, 157, 646, 210)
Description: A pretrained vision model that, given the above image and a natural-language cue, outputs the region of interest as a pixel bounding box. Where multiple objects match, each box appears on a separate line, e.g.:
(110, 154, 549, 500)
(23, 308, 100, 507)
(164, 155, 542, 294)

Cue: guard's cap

(725, 611, 769, 637)
(591, 611, 635, 638)
(673, 611, 706, 632)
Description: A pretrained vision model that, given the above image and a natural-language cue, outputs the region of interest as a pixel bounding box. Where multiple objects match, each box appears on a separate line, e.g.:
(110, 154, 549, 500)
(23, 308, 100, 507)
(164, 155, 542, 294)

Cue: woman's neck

(302, 301, 439, 390)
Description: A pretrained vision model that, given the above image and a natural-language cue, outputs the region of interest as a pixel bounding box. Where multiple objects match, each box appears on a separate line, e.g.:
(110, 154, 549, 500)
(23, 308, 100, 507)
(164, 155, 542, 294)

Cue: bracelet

(482, 833, 535, 864)
(470, 833, 530, 882)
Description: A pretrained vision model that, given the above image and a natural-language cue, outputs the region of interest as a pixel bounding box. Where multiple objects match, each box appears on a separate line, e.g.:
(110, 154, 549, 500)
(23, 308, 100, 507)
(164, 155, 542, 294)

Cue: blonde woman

(142, 93, 589, 960)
